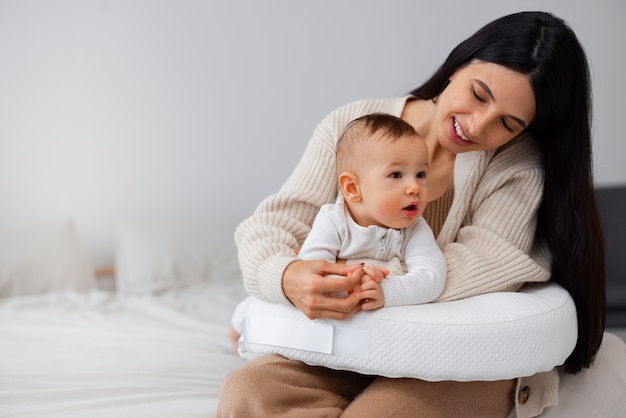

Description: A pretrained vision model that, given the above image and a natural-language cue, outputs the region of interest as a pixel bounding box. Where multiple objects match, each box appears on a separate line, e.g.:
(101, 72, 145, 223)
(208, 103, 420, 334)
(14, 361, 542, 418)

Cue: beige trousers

(217, 355, 515, 418)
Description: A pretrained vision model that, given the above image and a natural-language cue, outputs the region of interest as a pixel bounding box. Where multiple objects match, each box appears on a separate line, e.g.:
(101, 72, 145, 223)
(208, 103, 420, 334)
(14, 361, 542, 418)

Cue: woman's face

(435, 60, 536, 153)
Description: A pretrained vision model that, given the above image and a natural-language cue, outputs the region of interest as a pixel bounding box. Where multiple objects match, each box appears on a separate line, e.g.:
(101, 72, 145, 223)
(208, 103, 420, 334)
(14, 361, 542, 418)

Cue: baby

(297, 112, 445, 309)
(229, 113, 446, 349)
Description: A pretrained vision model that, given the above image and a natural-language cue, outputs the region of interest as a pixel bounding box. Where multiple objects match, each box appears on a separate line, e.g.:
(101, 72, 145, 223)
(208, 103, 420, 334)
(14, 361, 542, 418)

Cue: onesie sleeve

(298, 204, 343, 263)
(382, 218, 447, 306)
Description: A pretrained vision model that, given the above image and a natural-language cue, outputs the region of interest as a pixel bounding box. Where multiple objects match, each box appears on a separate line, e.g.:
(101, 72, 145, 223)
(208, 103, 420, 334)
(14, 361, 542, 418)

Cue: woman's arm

(436, 136, 551, 301)
(234, 132, 337, 305)
(234, 97, 406, 308)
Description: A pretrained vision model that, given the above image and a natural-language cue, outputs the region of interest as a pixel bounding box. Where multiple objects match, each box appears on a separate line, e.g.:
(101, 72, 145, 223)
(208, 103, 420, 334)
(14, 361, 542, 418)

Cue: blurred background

(0, 0, 624, 270)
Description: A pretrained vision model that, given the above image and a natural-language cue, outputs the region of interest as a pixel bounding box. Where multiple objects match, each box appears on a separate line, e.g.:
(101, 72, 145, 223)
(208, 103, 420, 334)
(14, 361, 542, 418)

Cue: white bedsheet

(3, 282, 625, 418)
(0, 282, 247, 417)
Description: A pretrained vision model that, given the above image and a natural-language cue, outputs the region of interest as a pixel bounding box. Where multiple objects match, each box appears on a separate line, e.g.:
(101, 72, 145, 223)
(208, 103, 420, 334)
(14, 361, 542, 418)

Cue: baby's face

(355, 133, 429, 229)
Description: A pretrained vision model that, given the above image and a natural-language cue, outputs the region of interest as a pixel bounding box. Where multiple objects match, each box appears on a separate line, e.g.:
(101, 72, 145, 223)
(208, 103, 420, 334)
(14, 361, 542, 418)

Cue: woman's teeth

(454, 119, 471, 142)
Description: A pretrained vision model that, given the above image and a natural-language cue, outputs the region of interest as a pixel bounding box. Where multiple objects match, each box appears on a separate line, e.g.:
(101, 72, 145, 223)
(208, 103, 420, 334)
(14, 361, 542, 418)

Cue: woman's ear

(338, 172, 361, 203)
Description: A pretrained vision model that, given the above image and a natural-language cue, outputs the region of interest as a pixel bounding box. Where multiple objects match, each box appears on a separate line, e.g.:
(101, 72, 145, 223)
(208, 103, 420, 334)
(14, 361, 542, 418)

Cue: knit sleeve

(436, 138, 552, 302)
(234, 98, 405, 305)
(382, 219, 447, 307)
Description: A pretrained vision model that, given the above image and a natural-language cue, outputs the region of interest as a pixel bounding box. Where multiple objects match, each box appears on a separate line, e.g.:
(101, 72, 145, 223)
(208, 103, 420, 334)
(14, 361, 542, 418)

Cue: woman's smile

(450, 118, 474, 146)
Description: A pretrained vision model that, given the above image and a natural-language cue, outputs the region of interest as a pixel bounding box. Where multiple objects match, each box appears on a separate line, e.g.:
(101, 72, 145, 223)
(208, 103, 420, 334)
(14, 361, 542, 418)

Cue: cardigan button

(518, 385, 530, 404)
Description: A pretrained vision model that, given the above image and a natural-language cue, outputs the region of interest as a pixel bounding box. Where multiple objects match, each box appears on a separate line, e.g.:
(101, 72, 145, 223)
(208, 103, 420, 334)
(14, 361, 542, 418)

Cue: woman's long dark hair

(411, 11, 605, 374)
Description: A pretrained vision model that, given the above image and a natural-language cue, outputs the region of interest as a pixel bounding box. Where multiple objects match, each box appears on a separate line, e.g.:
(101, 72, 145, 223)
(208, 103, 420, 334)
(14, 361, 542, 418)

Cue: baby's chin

(386, 218, 420, 230)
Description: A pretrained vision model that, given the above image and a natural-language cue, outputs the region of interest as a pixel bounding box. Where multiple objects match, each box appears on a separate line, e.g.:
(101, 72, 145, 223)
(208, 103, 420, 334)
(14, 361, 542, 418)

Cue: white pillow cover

(0, 219, 95, 298)
(114, 216, 243, 295)
(235, 282, 579, 381)
(236, 283, 626, 416)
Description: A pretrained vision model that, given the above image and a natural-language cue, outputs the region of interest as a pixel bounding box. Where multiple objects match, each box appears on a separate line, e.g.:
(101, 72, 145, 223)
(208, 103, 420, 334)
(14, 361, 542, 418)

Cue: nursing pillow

(233, 282, 577, 382)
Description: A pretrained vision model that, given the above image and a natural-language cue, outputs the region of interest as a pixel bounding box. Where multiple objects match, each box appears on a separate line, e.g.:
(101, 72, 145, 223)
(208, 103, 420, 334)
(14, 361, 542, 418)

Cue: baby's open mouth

(403, 204, 418, 217)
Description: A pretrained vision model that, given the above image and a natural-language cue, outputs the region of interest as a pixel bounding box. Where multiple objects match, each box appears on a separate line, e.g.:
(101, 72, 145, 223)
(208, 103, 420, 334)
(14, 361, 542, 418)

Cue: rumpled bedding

(0, 282, 247, 417)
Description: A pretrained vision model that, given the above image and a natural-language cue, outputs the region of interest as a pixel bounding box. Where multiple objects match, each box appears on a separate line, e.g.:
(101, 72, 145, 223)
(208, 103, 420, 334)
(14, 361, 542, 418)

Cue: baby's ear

(338, 172, 361, 202)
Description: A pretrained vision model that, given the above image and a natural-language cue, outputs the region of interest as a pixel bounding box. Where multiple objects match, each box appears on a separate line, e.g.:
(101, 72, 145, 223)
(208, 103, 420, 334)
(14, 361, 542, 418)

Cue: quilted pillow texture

(236, 282, 578, 381)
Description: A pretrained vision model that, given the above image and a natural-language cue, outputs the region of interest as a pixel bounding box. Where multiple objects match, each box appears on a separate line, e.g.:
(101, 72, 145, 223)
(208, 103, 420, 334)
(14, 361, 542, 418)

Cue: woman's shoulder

(463, 132, 544, 183)
(473, 132, 545, 196)
(307, 96, 412, 153)
(493, 131, 543, 169)
(455, 132, 544, 201)
(321, 96, 410, 127)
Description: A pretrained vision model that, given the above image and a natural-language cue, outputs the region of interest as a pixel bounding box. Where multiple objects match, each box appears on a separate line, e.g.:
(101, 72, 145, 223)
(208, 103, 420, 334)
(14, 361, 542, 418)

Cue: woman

(218, 11, 605, 418)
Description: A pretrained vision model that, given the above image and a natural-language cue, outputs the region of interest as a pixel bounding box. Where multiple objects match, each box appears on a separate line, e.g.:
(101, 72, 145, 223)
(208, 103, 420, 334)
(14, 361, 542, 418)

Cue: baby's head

(336, 113, 429, 229)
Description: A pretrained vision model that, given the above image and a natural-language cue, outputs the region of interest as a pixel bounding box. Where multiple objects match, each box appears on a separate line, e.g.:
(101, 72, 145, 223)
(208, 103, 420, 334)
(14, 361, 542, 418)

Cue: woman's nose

(467, 110, 492, 136)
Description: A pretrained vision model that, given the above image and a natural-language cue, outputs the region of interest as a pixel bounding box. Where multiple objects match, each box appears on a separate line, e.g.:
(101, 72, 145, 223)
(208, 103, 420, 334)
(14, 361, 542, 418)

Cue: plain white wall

(0, 0, 624, 268)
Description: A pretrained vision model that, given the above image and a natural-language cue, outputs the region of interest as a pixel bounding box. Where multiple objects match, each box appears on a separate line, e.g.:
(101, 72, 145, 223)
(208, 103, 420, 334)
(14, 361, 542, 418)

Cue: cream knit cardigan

(234, 96, 559, 417)
(235, 96, 552, 304)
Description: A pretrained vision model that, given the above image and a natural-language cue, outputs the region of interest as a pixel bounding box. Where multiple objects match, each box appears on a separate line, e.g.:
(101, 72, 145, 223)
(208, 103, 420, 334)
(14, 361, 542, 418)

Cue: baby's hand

(356, 277, 385, 310)
(361, 265, 389, 283)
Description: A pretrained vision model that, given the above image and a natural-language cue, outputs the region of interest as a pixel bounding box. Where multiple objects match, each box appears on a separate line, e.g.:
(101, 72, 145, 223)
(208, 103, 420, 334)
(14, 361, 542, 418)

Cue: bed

(0, 217, 248, 417)
(0, 217, 624, 417)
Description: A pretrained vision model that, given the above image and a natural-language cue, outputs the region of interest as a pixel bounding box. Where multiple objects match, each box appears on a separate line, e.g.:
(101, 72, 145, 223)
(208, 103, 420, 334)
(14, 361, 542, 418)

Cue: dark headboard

(596, 185, 626, 327)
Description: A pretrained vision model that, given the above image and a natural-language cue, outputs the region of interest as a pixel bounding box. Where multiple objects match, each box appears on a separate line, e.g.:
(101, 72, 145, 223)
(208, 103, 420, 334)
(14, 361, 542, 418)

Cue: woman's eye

(472, 88, 486, 103)
(390, 172, 402, 179)
(416, 171, 426, 179)
(501, 118, 514, 132)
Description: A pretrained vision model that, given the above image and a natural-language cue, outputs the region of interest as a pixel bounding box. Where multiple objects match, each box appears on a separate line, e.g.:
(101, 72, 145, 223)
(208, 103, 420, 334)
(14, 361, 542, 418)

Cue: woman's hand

(282, 260, 365, 320)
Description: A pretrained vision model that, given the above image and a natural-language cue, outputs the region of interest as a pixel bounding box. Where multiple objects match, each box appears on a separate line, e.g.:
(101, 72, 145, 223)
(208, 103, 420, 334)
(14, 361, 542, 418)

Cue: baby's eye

(390, 172, 402, 179)
(416, 171, 427, 179)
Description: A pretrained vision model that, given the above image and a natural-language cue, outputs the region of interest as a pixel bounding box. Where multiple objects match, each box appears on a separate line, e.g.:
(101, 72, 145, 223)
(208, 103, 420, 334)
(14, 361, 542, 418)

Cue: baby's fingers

(362, 266, 386, 283)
